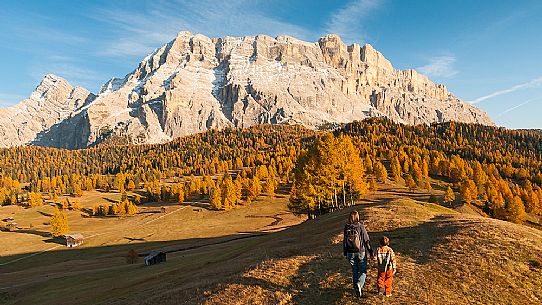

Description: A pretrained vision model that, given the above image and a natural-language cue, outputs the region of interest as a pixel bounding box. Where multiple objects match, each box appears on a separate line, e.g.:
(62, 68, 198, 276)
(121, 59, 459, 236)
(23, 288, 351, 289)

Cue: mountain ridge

(0, 32, 493, 148)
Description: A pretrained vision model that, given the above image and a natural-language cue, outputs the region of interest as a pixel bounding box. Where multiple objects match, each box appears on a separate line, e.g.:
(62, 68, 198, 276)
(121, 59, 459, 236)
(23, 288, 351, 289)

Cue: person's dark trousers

(346, 252, 367, 296)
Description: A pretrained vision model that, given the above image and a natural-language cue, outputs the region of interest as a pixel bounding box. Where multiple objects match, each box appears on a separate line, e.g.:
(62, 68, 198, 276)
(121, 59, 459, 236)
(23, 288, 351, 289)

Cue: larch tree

(391, 156, 402, 182)
(177, 188, 185, 204)
(62, 197, 70, 210)
(265, 175, 277, 198)
(444, 186, 455, 206)
(374, 161, 388, 182)
(289, 133, 367, 218)
(405, 175, 416, 191)
(126, 200, 138, 215)
(221, 175, 237, 210)
(126, 249, 138, 264)
(209, 187, 223, 210)
(411, 162, 423, 183)
(127, 180, 136, 191)
(369, 177, 378, 192)
(70, 199, 81, 210)
(460, 180, 477, 204)
(505, 195, 526, 223)
(247, 176, 262, 201)
(27, 192, 43, 207)
(50, 207, 69, 237)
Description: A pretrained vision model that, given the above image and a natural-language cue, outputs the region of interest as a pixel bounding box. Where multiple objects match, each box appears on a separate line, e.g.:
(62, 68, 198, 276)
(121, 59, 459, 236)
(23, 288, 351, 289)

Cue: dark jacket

(343, 222, 373, 257)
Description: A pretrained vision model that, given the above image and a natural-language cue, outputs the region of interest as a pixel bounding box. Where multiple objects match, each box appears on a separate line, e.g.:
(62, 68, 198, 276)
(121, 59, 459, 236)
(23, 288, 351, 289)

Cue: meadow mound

(154, 199, 542, 305)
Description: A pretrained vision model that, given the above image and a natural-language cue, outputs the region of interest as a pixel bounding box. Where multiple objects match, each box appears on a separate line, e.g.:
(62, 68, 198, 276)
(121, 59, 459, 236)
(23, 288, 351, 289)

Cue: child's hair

(349, 211, 360, 224)
(380, 236, 390, 246)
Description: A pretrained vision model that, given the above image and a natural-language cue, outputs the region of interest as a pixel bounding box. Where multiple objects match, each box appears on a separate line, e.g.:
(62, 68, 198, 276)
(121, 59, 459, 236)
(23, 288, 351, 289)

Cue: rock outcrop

(0, 32, 493, 148)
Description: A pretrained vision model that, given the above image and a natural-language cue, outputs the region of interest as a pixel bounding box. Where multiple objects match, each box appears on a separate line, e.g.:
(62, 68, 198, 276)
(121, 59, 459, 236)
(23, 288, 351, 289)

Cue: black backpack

(345, 223, 362, 253)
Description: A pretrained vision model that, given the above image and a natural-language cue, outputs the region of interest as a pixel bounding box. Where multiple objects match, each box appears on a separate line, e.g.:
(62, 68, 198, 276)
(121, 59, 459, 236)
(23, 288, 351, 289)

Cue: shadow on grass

(187, 201, 210, 209)
(8, 229, 67, 245)
(11, 228, 51, 238)
(374, 214, 463, 265)
(37, 211, 54, 217)
(102, 197, 119, 204)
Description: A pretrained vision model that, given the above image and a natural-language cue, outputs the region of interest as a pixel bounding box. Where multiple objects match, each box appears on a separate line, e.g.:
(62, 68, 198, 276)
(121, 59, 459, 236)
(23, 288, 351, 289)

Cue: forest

(1, 118, 541, 225)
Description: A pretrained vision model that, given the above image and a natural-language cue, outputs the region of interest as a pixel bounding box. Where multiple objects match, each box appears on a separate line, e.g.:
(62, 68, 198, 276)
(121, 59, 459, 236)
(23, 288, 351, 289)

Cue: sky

(1, 0, 541, 129)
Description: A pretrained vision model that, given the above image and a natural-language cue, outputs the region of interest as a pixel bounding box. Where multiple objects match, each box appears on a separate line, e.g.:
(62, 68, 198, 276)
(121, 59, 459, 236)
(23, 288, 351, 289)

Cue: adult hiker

(343, 210, 374, 298)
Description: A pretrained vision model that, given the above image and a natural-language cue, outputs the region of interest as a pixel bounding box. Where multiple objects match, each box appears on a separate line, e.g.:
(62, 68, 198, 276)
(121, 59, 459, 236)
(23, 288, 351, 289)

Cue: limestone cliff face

(0, 32, 493, 148)
(0, 74, 95, 147)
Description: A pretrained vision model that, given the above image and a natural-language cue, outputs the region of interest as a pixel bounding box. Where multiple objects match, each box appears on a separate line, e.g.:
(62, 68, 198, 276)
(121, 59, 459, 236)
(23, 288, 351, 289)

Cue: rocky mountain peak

(0, 32, 493, 149)
(30, 74, 71, 102)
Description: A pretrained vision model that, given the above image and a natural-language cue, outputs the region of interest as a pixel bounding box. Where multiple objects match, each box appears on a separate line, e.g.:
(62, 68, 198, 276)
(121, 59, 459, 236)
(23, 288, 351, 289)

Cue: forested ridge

(1, 119, 541, 225)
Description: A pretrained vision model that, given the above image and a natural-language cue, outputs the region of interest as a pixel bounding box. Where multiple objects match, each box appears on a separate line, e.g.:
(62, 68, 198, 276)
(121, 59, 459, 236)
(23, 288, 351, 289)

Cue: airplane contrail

(496, 96, 542, 118)
(468, 76, 542, 104)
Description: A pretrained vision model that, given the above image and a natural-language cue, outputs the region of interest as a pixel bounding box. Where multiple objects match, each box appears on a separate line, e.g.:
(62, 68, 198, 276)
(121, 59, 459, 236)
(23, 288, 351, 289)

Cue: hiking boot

(354, 289, 364, 299)
(354, 290, 361, 299)
(385, 293, 392, 297)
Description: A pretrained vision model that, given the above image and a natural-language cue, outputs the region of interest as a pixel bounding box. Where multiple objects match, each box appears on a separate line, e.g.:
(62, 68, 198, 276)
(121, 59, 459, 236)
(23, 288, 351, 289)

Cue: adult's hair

(380, 236, 390, 246)
(349, 211, 360, 224)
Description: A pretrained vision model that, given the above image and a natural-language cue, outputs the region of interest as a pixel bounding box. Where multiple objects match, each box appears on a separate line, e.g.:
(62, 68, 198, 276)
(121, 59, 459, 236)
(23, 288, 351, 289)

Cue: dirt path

(143, 206, 188, 225)
(0, 245, 63, 267)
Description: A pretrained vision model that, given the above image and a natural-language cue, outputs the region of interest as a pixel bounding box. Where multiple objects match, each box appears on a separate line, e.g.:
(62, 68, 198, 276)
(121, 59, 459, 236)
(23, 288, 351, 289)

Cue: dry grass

(192, 185, 542, 305)
(1, 183, 541, 305)
(0, 192, 303, 305)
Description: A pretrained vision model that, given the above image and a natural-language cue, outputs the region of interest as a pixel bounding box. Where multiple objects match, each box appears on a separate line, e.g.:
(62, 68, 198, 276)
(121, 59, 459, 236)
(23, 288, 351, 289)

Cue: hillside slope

(0, 185, 540, 304)
(156, 189, 542, 305)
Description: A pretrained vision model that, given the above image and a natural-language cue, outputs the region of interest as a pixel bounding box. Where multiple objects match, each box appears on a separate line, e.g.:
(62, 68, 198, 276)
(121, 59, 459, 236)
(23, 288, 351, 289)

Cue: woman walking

(343, 210, 373, 298)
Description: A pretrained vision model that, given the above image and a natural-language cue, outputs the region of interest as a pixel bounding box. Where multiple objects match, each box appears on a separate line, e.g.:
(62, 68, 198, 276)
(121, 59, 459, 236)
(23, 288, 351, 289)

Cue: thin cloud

(468, 76, 542, 104)
(30, 56, 103, 90)
(417, 55, 458, 79)
(325, 0, 383, 44)
(496, 95, 542, 118)
(93, 0, 314, 58)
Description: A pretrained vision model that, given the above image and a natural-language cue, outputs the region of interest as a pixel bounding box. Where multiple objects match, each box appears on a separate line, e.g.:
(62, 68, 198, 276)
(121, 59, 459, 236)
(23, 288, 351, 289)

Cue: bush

(126, 249, 138, 264)
(27, 192, 43, 207)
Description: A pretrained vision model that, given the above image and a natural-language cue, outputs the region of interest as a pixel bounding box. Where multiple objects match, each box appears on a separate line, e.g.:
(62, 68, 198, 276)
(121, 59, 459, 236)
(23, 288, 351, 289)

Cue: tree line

(1, 119, 542, 225)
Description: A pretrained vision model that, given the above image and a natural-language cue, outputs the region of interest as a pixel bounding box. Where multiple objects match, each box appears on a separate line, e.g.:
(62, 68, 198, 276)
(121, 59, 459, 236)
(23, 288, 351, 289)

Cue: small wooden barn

(144, 251, 167, 266)
(4, 222, 16, 232)
(64, 233, 84, 247)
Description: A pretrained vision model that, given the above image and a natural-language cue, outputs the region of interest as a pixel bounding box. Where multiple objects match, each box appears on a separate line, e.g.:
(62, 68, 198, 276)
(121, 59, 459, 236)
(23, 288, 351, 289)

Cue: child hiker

(376, 236, 397, 297)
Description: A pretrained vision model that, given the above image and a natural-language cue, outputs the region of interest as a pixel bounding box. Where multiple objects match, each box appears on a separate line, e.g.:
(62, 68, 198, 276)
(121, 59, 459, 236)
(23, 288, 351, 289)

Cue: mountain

(0, 75, 95, 148)
(0, 32, 493, 149)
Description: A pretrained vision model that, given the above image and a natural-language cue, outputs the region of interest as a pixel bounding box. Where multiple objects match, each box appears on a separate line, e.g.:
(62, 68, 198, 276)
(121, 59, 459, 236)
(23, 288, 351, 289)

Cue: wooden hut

(64, 233, 84, 247)
(144, 251, 167, 266)
(5, 222, 16, 232)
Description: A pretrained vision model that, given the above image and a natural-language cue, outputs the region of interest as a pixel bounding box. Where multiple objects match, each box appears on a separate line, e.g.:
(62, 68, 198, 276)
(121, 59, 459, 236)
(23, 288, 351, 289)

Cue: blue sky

(1, 0, 541, 129)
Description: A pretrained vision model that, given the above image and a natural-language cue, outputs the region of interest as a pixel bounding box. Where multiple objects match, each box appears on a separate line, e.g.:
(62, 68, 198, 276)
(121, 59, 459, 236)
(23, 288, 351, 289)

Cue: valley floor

(1, 184, 541, 305)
